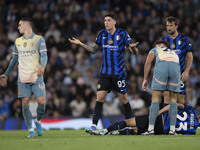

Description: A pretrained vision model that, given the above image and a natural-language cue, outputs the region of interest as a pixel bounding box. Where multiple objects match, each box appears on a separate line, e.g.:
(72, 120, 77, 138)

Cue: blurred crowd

(0, 0, 200, 120)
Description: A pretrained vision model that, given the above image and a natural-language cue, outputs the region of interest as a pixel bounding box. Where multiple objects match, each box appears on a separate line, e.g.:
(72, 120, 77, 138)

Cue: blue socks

(92, 101, 103, 125)
(169, 102, 177, 126)
(36, 105, 45, 121)
(149, 102, 159, 126)
(123, 102, 132, 119)
(22, 105, 32, 129)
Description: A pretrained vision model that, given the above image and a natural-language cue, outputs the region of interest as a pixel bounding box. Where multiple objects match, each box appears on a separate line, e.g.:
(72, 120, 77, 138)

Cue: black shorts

(135, 115, 164, 135)
(97, 74, 128, 94)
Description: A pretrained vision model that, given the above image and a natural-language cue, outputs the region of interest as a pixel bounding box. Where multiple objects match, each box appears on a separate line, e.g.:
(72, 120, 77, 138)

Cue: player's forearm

(40, 51, 48, 68)
(129, 47, 138, 55)
(80, 42, 99, 54)
(143, 62, 151, 81)
(4, 55, 18, 77)
(185, 52, 193, 73)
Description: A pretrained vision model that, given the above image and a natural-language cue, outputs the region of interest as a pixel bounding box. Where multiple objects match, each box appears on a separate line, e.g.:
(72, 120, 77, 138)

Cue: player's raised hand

(129, 42, 139, 55)
(68, 37, 81, 45)
(37, 65, 45, 77)
(0, 74, 8, 87)
(129, 42, 139, 48)
(142, 80, 148, 91)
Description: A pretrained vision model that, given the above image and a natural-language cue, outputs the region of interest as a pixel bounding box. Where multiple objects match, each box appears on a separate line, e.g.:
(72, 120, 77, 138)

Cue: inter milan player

(69, 13, 139, 131)
(0, 18, 47, 138)
(161, 16, 193, 105)
(89, 103, 199, 135)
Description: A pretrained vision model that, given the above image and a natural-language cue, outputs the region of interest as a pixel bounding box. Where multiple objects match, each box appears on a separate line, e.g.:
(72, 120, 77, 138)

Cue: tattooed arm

(69, 37, 101, 54)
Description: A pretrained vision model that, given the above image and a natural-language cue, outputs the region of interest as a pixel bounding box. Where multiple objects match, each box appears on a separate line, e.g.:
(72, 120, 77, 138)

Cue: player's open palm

(142, 80, 148, 91)
(129, 42, 139, 48)
(0, 74, 8, 87)
(68, 37, 81, 45)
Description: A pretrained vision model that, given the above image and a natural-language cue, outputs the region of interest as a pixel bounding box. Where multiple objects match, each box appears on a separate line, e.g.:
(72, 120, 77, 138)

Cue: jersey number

(117, 80, 126, 88)
(176, 112, 187, 131)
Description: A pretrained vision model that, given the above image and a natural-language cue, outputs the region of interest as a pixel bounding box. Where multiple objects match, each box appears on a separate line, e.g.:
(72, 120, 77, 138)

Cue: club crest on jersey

(97, 84, 101, 89)
(18, 90, 22, 95)
(178, 40, 181, 45)
(30, 42, 35, 47)
(23, 42, 27, 47)
(171, 43, 175, 49)
(109, 39, 113, 44)
(116, 35, 120, 40)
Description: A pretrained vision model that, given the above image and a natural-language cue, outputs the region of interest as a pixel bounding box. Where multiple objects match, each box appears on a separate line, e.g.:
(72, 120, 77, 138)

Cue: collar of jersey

(22, 32, 35, 40)
(106, 28, 118, 35)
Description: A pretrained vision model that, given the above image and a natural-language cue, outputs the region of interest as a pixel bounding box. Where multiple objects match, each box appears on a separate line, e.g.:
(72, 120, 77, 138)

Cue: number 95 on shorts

(97, 74, 128, 94)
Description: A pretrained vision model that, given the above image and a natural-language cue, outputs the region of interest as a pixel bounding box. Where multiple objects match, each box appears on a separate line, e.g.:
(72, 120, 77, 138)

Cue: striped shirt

(163, 104, 199, 135)
(161, 34, 193, 73)
(95, 28, 132, 75)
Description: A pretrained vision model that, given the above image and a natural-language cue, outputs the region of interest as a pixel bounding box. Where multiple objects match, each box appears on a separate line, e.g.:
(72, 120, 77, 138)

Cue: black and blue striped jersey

(161, 34, 193, 73)
(163, 104, 199, 135)
(95, 28, 132, 75)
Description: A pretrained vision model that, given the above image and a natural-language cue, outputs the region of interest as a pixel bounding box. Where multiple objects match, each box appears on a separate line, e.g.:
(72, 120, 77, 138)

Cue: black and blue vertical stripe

(95, 28, 132, 76)
(161, 34, 193, 74)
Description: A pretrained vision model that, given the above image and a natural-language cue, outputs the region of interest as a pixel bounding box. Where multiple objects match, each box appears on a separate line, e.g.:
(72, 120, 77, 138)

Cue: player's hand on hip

(0, 74, 8, 87)
(68, 37, 81, 45)
(181, 71, 188, 82)
(142, 80, 148, 91)
(37, 66, 45, 77)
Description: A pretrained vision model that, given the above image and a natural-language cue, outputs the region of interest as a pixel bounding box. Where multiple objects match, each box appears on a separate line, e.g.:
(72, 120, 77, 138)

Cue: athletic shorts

(135, 115, 164, 135)
(97, 74, 128, 94)
(18, 77, 46, 98)
(151, 61, 181, 93)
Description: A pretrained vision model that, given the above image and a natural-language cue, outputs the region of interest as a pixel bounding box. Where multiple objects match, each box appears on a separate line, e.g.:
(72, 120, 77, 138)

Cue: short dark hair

(153, 40, 170, 48)
(20, 17, 34, 29)
(105, 13, 117, 21)
(166, 16, 179, 26)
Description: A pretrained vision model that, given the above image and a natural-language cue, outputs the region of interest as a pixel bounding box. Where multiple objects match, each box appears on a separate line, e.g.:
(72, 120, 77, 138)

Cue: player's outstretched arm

(69, 37, 101, 54)
(128, 42, 139, 55)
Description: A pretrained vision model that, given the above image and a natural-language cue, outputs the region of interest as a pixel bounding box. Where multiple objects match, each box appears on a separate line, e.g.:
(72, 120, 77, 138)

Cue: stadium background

(0, 0, 200, 130)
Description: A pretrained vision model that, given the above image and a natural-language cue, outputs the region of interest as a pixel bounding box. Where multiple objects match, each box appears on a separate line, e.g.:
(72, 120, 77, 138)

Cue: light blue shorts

(151, 61, 181, 93)
(18, 77, 46, 98)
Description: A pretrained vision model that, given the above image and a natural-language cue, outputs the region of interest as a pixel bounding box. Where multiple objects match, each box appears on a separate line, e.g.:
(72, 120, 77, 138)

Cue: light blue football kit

(5, 33, 47, 98)
(149, 47, 181, 93)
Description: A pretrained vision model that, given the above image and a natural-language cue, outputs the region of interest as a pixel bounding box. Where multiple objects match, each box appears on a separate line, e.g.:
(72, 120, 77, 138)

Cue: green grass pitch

(0, 130, 200, 150)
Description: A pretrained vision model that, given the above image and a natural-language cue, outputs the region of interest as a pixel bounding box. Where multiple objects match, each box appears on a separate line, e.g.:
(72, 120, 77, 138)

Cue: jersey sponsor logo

(30, 42, 35, 47)
(103, 45, 118, 51)
(102, 37, 107, 39)
(116, 35, 120, 40)
(178, 40, 181, 45)
(23, 42, 27, 47)
(19, 50, 37, 57)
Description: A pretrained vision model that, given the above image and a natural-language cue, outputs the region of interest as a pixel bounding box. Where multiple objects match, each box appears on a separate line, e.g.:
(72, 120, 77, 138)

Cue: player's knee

(118, 94, 128, 104)
(37, 97, 45, 105)
(22, 97, 30, 105)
